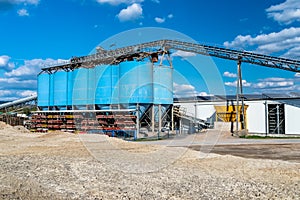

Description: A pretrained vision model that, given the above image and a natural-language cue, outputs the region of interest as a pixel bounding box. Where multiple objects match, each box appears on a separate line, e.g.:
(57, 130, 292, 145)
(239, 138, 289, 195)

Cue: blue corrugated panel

(95, 65, 112, 105)
(111, 65, 120, 104)
(153, 65, 173, 104)
(53, 71, 68, 106)
(72, 68, 88, 105)
(119, 61, 153, 104)
(37, 73, 49, 107)
(87, 67, 96, 105)
(67, 71, 73, 106)
(49, 73, 54, 106)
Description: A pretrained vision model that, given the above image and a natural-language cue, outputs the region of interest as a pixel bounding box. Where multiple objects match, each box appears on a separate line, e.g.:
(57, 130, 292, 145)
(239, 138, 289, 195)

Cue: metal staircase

(173, 105, 208, 128)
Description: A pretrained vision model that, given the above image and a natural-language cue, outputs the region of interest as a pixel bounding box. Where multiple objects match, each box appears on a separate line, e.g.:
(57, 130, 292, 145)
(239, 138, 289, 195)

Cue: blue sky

(0, 0, 300, 100)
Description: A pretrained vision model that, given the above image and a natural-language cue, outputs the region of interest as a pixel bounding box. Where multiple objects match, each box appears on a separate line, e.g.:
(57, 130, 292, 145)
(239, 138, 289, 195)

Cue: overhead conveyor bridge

(0, 95, 37, 111)
(41, 39, 300, 73)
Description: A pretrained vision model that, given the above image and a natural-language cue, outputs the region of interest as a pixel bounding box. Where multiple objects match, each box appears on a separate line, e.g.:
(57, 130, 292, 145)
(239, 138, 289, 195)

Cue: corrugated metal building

(174, 94, 300, 135)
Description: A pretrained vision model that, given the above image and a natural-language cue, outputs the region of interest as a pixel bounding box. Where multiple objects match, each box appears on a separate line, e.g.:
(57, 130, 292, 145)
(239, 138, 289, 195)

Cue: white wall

(285, 105, 300, 135)
(174, 102, 224, 121)
(175, 100, 300, 135)
(246, 101, 266, 134)
(196, 103, 216, 120)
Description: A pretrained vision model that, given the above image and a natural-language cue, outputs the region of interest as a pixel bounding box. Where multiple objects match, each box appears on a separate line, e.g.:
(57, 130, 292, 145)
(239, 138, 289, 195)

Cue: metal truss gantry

(41, 39, 300, 73)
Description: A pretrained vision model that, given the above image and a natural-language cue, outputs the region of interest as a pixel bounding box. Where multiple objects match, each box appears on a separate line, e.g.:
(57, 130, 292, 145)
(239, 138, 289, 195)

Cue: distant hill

(0, 101, 8, 104)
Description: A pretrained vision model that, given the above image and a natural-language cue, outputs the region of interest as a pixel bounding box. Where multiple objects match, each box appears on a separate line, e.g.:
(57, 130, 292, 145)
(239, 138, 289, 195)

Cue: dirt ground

(189, 143, 300, 163)
(0, 122, 299, 199)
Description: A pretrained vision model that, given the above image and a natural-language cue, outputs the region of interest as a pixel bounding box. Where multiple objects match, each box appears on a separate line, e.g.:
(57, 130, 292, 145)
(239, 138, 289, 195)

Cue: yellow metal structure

(214, 105, 248, 123)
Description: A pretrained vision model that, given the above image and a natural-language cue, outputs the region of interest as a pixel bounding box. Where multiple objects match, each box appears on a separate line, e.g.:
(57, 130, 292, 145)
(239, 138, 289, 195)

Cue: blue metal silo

(87, 67, 96, 105)
(72, 68, 88, 105)
(111, 65, 119, 105)
(49, 73, 54, 107)
(95, 65, 112, 105)
(53, 71, 68, 106)
(95, 65, 119, 106)
(37, 73, 50, 107)
(119, 61, 153, 104)
(153, 65, 173, 104)
(67, 70, 73, 106)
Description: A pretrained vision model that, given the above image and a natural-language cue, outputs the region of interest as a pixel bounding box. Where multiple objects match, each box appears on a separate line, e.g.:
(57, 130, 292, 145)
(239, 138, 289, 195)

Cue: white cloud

(154, 17, 165, 23)
(259, 77, 291, 82)
(173, 82, 210, 97)
(17, 8, 29, 16)
(0, 77, 37, 90)
(16, 0, 39, 5)
(0, 90, 13, 97)
(225, 76, 300, 94)
(0, 55, 10, 67)
(117, 3, 143, 22)
(225, 80, 251, 87)
(0, 57, 66, 100)
(167, 14, 173, 19)
(224, 27, 300, 58)
(253, 77, 294, 89)
(4, 58, 68, 78)
(173, 82, 196, 95)
(282, 46, 300, 58)
(223, 1, 300, 59)
(0, 55, 15, 71)
(0, 0, 39, 9)
(253, 81, 293, 89)
(198, 92, 210, 96)
(225, 76, 295, 93)
(2, 0, 39, 5)
(172, 50, 196, 57)
(0, 1, 39, 16)
(155, 14, 173, 24)
(0, 89, 36, 101)
(18, 90, 37, 97)
(295, 73, 300, 77)
(97, 0, 143, 6)
(223, 71, 237, 78)
(266, 0, 300, 25)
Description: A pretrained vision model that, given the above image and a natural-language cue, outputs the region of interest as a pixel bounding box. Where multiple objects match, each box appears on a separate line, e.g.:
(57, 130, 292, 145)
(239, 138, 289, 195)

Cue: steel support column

(236, 59, 245, 131)
(236, 61, 240, 132)
(238, 60, 245, 130)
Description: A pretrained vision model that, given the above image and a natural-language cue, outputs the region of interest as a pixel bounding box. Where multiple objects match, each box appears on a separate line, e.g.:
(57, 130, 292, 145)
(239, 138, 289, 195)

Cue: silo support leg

(158, 104, 162, 138)
(171, 105, 174, 133)
(152, 105, 155, 133)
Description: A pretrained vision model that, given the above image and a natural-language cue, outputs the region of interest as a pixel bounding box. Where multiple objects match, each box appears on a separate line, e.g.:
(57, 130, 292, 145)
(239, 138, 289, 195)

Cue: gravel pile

(0, 127, 299, 199)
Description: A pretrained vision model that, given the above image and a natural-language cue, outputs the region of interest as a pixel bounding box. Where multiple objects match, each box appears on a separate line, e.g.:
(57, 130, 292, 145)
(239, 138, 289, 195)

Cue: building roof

(174, 93, 300, 108)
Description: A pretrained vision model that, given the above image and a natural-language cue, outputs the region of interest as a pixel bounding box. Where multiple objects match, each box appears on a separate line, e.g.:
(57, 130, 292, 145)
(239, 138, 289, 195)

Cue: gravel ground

(0, 122, 299, 199)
